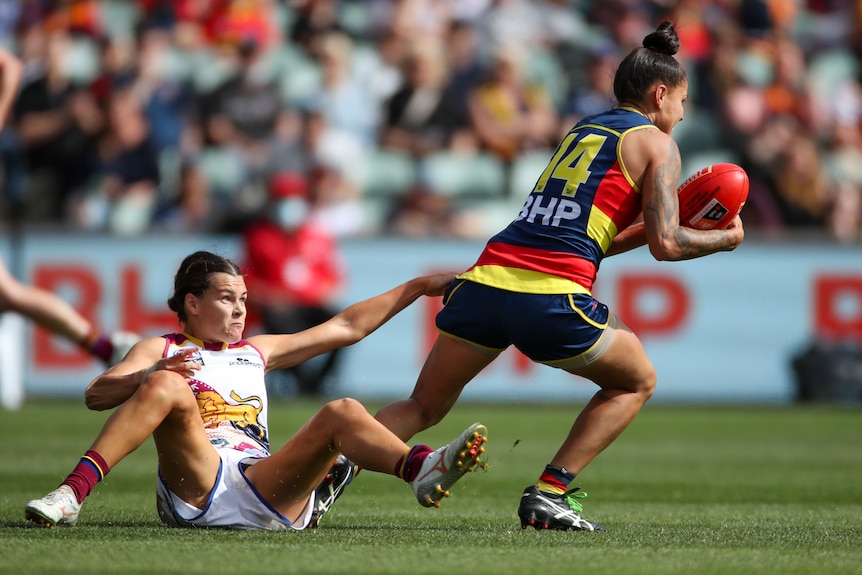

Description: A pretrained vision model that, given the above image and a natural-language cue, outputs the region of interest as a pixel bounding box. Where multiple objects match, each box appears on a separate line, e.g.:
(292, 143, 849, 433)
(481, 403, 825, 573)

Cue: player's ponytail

(612, 20, 686, 105)
(642, 20, 680, 56)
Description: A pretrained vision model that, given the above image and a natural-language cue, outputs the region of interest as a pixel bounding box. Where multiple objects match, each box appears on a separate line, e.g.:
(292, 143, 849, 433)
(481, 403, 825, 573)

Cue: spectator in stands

(194, 35, 291, 230)
(762, 33, 814, 130)
(305, 31, 380, 148)
(772, 129, 829, 229)
(822, 107, 862, 242)
(10, 27, 104, 222)
(42, 0, 103, 37)
(467, 42, 557, 163)
(443, 18, 483, 107)
(586, 0, 653, 53)
(380, 35, 468, 157)
(70, 85, 161, 235)
(289, 0, 345, 53)
(130, 24, 195, 158)
(384, 181, 484, 240)
(198, 37, 283, 169)
(151, 157, 218, 233)
(306, 126, 366, 238)
(561, 42, 618, 132)
(87, 35, 136, 112)
(386, 0, 454, 39)
(242, 172, 346, 396)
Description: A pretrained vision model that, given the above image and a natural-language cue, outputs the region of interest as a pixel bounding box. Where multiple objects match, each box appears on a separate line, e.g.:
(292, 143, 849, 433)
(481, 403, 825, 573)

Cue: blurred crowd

(0, 0, 861, 242)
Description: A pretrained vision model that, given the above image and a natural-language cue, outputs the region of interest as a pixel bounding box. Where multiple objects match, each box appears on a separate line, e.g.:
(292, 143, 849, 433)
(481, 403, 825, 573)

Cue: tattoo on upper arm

(644, 139, 682, 240)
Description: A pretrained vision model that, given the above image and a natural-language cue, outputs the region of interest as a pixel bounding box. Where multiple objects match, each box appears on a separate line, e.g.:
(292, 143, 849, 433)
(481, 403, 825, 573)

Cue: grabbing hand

(422, 272, 458, 297)
(149, 348, 202, 381)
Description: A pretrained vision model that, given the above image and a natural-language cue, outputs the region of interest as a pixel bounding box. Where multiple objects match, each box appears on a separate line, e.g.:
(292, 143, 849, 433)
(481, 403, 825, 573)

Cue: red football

(677, 163, 749, 230)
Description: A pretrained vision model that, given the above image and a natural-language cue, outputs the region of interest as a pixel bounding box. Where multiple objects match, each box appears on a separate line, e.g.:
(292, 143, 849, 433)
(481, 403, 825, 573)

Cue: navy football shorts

(435, 279, 618, 368)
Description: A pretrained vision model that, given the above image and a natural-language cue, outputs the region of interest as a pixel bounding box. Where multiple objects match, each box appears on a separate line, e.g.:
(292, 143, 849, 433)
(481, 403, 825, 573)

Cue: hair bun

(642, 21, 680, 56)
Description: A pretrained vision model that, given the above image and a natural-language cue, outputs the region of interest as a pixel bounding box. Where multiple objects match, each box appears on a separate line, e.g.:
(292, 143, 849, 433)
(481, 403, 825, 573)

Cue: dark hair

(167, 251, 242, 324)
(612, 21, 686, 105)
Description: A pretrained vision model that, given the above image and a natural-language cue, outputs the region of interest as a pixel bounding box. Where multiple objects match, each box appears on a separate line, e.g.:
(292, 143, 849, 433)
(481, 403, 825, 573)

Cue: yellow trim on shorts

(442, 278, 469, 305)
(566, 293, 608, 330)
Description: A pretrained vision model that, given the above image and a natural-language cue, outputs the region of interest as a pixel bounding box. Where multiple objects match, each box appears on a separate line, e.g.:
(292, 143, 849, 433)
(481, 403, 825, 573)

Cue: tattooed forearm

(672, 226, 741, 260)
(644, 140, 742, 261)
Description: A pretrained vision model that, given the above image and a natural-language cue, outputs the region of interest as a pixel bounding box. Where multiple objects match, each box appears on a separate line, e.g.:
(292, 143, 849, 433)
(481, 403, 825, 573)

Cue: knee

(140, 370, 197, 409)
(604, 364, 657, 403)
(320, 397, 367, 423)
(636, 367, 657, 401)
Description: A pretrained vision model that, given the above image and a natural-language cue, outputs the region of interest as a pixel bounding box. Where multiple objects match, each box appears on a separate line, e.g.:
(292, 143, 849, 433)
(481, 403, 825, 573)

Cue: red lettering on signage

(814, 275, 862, 342)
(618, 273, 689, 337)
(121, 266, 178, 334)
(33, 266, 99, 367)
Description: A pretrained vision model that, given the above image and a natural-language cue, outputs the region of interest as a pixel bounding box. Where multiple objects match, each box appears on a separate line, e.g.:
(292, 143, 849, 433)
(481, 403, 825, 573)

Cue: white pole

(0, 312, 25, 410)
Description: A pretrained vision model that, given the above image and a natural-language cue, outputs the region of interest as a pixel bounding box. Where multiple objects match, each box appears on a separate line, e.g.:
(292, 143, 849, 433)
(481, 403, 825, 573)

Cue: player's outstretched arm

(253, 272, 455, 372)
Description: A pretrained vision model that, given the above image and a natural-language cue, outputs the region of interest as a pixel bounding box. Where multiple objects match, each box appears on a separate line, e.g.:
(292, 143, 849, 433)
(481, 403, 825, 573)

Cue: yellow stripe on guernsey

(587, 206, 617, 254)
(613, 117, 651, 191)
(459, 265, 591, 295)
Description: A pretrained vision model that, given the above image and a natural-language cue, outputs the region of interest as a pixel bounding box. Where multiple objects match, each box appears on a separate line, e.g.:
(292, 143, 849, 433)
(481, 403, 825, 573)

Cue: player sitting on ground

(25, 250, 488, 530)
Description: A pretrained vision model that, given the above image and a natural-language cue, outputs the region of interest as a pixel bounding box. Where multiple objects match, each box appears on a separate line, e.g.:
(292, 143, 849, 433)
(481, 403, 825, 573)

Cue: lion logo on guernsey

(192, 381, 268, 443)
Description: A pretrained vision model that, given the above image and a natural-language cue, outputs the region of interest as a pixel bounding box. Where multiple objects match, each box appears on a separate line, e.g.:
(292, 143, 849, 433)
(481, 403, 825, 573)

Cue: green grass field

(1, 399, 860, 575)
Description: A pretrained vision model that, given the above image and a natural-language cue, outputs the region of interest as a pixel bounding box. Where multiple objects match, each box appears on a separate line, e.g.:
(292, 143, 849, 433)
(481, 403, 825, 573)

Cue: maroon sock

(82, 329, 112, 363)
(395, 445, 434, 483)
(61, 450, 110, 504)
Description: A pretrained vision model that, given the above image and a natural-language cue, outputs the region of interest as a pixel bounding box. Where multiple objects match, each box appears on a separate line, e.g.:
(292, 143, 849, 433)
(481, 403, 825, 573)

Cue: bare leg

(375, 335, 496, 441)
(247, 398, 420, 521)
(551, 324, 656, 475)
(0, 258, 93, 344)
(88, 370, 220, 507)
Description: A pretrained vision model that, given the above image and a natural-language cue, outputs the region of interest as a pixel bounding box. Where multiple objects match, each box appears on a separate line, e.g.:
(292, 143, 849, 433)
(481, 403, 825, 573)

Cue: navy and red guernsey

(460, 107, 657, 295)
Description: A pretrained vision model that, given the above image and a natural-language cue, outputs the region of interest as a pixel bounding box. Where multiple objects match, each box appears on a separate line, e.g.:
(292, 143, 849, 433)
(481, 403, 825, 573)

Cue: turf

(2, 400, 860, 575)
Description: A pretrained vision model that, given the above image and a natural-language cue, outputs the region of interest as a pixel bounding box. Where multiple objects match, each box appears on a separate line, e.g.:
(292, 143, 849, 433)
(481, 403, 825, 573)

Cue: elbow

(83, 393, 103, 411)
(647, 239, 681, 262)
(342, 329, 364, 347)
(84, 385, 110, 411)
